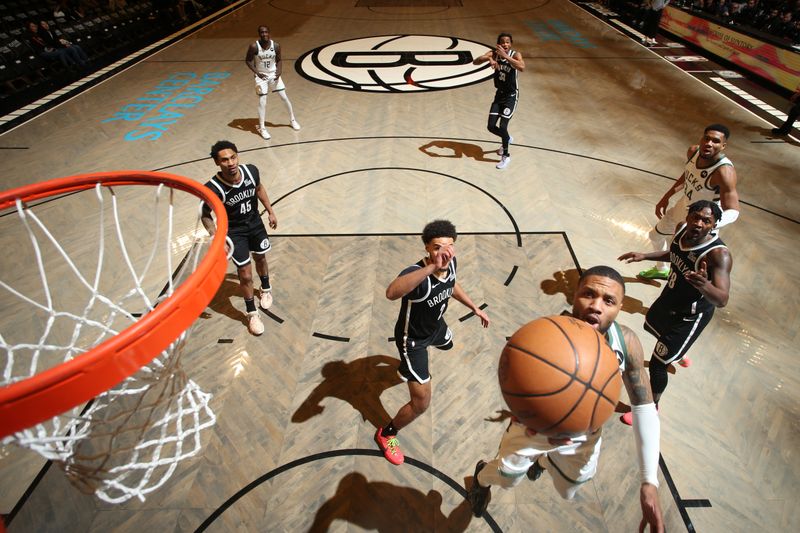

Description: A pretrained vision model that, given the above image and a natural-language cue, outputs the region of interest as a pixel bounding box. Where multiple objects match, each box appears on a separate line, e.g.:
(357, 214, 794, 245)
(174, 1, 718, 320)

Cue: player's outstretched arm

(452, 282, 489, 327)
(618, 250, 669, 264)
(472, 50, 493, 65)
(620, 326, 663, 533)
(386, 263, 436, 300)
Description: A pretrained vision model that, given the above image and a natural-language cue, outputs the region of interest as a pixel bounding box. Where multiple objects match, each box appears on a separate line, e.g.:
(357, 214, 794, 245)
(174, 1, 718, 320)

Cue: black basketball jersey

(204, 164, 261, 234)
(661, 224, 728, 314)
(493, 50, 519, 93)
(394, 257, 457, 342)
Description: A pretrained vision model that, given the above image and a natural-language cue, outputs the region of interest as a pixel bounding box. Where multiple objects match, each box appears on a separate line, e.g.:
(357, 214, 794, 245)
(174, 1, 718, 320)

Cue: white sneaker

(248, 312, 264, 335)
(496, 135, 513, 155)
(258, 127, 271, 140)
(259, 288, 273, 310)
(290, 119, 301, 130)
(496, 155, 511, 170)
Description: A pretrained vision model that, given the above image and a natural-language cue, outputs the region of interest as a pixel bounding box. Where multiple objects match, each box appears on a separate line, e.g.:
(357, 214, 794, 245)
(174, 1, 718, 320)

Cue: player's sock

(382, 422, 397, 437)
(260, 275, 271, 291)
(245, 297, 257, 313)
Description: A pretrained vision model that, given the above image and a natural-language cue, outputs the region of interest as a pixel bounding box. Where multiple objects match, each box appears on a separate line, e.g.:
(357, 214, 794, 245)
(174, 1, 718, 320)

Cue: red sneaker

(375, 428, 404, 465)
(678, 357, 692, 368)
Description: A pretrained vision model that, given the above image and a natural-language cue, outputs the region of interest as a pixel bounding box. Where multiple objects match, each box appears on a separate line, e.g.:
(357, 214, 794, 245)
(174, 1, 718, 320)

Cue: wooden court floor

(1, 0, 798, 531)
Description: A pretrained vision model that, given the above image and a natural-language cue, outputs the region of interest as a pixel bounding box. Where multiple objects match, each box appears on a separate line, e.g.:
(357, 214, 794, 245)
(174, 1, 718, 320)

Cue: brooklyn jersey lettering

(204, 164, 261, 232)
(683, 149, 733, 203)
(494, 50, 518, 93)
(255, 40, 277, 77)
(663, 223, 727, 313)
(394, 257, 457, 341)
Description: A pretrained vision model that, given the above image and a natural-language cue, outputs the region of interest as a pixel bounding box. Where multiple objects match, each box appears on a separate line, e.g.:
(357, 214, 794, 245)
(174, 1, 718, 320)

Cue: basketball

(498, 315, 623, 438)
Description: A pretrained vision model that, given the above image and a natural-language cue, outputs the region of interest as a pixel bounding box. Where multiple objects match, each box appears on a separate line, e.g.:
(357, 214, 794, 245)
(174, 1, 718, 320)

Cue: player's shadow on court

(747, 125, 800, 146)
(228, 118, 294, 137)
(291, 355, 403, 428)
(307, 472, 472, 532)
(540, 269, 650, 317)
(419, 140, 498, 162)
(206, 274, 250, 327)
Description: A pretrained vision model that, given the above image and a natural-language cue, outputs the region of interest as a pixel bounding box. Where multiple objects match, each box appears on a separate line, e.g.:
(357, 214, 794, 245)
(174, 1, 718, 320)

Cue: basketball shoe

(375, 428, 404, 465)
(526, 459, 545, 482)
(259, 288, 273, 310)
(677, 357, 692, 368)
(290, 119, 301, 130)
(496, 155, 511, 170)
(638, 267, 669, 280)
(496, 135, 513, 155)
(248, 312, 264, 335)
(468, 461, 491, 517)
(258, 126, 271, 140)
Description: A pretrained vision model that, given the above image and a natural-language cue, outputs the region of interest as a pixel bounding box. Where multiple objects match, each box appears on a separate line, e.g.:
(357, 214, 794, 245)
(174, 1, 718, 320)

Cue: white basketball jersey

(255, 40, 277, 77)
(682, 149, 733, 205)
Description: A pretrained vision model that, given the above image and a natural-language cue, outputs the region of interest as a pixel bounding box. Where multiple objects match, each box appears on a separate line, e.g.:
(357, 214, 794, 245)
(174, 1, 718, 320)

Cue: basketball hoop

(0, 171, 227, 503)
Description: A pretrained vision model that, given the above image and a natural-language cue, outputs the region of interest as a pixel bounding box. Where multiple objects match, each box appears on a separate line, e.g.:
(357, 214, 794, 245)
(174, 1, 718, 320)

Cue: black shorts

(644, 299, 714, 364)
(490, 90, 518, 120)
(395, 322, 453, 384)
(229, 221, 270, 267)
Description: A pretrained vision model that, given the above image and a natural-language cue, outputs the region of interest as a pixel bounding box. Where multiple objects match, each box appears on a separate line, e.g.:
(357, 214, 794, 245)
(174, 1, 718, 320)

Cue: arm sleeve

(632, 403, 660, 487)
(716, 208, 739, 228)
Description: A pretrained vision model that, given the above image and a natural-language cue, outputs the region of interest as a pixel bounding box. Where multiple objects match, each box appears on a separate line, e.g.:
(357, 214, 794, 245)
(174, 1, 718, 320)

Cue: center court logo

(295, 35, 493, 93)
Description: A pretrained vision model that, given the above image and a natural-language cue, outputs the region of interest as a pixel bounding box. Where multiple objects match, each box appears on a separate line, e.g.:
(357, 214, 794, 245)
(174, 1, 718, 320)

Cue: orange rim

(0, 171, 228, 438)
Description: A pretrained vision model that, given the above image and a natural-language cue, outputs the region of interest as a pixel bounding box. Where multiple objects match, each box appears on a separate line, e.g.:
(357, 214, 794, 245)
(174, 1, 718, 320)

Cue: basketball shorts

(395, 322, 453, 384)
(477, 420, 602, 500)
(228, 221, 271, 267)
(644, 298, 714, 364)
(489, 90, 518, 120)
(254, 75, 286, 96)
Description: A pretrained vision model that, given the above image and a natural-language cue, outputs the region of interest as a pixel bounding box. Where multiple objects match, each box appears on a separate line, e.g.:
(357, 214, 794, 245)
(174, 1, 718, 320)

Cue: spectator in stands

(27, 20, 90, 72)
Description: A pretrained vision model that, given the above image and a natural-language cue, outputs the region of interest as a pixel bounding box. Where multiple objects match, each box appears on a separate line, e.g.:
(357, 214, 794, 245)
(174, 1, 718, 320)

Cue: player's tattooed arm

(200, 204, 216, 236)
(620, 325, 654, 406)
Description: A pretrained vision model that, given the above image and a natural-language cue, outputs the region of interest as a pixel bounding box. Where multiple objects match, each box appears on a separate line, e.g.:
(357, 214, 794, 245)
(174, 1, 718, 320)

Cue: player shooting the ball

(468, 266, 663, 532)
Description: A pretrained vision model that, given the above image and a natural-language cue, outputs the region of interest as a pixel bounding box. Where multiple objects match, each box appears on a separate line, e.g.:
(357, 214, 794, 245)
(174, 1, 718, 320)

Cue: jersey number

(667, 271, 677, 289)
(498, 71, 506, 82)
(240, 202, 252, 215)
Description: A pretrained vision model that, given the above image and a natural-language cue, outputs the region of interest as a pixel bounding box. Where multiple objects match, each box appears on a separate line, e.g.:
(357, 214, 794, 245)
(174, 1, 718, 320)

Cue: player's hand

(685, 259, 709, 289)
(268, 213, 278, 230)
(494, 44, 507, 59)
(433, 245, 454, 270)
(618, 252, 645, 263)
(655, 198, 669, 219)
(638, 483, 664, 532)
(474, 308, 490, 328)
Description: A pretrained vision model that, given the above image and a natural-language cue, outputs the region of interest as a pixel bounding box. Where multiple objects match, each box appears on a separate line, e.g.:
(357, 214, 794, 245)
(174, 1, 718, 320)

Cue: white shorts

(255, 75, 286, 96)
(479, 420, 602, 500)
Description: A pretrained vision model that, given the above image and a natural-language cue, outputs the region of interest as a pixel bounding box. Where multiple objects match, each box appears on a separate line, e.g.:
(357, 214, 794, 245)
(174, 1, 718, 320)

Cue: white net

(0, 179, 219, 503)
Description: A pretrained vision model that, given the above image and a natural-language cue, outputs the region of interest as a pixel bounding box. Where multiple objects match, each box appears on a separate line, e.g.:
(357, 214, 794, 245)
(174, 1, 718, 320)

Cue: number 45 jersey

(204, 164, 264, 235)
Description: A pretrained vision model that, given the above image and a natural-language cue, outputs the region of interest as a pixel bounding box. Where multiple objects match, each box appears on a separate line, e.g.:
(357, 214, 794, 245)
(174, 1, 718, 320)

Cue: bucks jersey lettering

(683, 149, 732, 203)
(255, 40, 277, 77)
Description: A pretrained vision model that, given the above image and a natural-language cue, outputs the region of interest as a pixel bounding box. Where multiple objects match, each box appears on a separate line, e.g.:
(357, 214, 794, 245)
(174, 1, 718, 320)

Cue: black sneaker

(468, 460, 491, 517)
(526, 459, 545, 481)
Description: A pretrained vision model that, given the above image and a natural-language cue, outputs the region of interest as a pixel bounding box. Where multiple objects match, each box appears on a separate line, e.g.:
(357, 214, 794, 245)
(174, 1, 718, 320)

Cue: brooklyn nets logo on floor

(295, 35, 493, 93)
